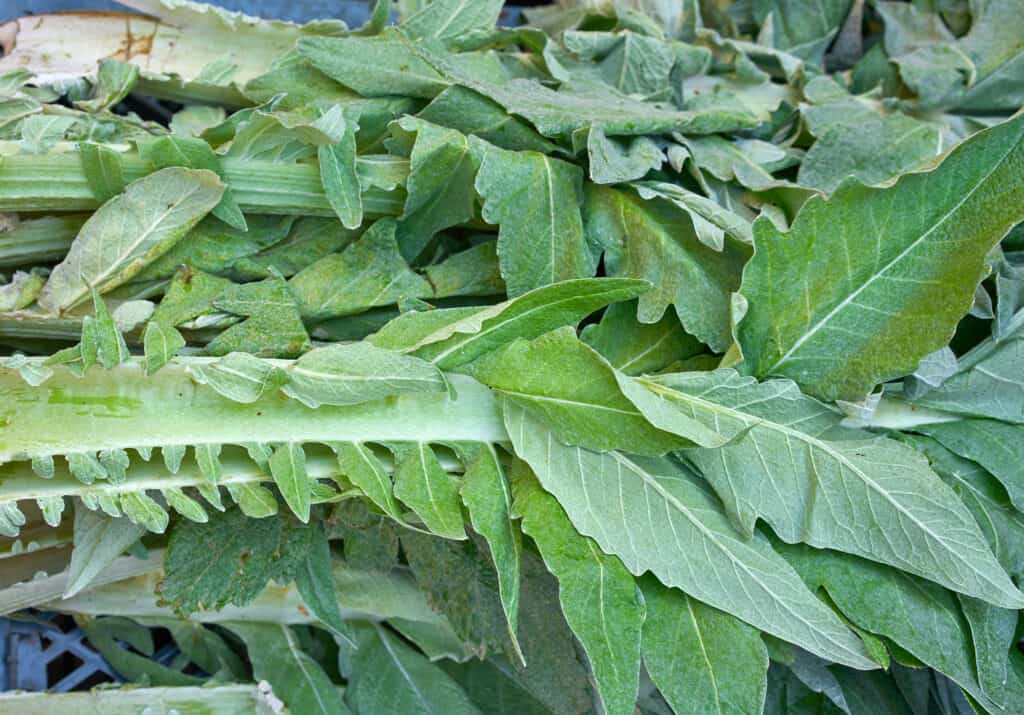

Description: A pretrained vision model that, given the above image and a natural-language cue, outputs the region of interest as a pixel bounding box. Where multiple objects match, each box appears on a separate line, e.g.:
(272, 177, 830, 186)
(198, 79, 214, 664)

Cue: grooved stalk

(0, 360, 507, 464)
(0, 147, 409, 216)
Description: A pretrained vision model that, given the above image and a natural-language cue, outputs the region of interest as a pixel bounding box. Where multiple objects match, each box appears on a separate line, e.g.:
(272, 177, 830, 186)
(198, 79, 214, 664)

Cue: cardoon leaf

(620, 370, 1024, 608)
(504, 401, 876, 669)
(38, 168, 224, 314)
(737, 113, 1024, 400)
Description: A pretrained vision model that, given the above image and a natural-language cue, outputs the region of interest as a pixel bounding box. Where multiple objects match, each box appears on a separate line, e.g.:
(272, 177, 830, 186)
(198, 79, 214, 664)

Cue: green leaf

(919, 417, 1024, 515)
(757, 0, 852, 63)
(0, 269, 45, 312)
(160, 509, 315, 615)
(905, 434, 1024, 580)
(332, 442, 403, 520)
(426, 48, 758, 139)
(79, 142, 127, 204)
(584, 126, 664, 184)
(504, 400, 875, 670)
(474, 140, 595, 296)
(798, 92, 942, 194)
(620, 369, 1024, 608)
(424, 242, 505, 299)
(401, 0, 503, 42)
(227, 623, 350, 715)
(226, 482, 280, 519)
(632, 181, 754, 248)
(119, 492, 169, 534)
(585, 184, 748, 352)
(38, 168, 224, 314)
(290, 219, 432, 322)
(76, 59, 139, 113)
(294, 522, 357, 648)
(64, 506, 146, 598)
(347, 625, 481, 715)
(394, 117, 479, 262)
(736, 113, 1024, 401)
(369, 277, 649, 369)
(207, 275, 311, 358)
(282, 342, 447, 409)
(163, 487, 209, 523)
(958, 594, 1017, 707)
(466, 328, 688, 454)
(512, 464, 643, 715)
(297, 34, 450, 100)
(138, 134, 247, 231)
(156, 619, 247, 680)
(641, 576, 769, 715)
(320, 120, 363, 230)
(392, 442, 466, 539)
(456, 442, 522, 662)
(144, 319, 191, 373)
(562, 30, 679, 98)
(19, 115, 76, 154)
(81, 617, 203, 687)
(401, 531, 512, 658)
(781, 543, 1001, 711)
(443, 659, 554, 715)
(269, 442, 312, 523)
(417, 86, 561, 154)
(910, 333, 1024, 423)
(189, 352, 289, 404)
(580, 300, 705, 376)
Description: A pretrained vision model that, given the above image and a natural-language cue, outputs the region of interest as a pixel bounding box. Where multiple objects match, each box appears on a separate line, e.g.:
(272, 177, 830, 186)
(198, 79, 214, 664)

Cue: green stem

(0, 359, 506, 464)
(0, 145, 409, 217)
(0, 214, 89, 268)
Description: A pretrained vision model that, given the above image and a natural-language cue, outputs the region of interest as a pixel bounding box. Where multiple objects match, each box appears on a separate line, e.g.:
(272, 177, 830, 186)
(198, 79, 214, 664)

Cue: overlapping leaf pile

(1, 0, 1023, 713)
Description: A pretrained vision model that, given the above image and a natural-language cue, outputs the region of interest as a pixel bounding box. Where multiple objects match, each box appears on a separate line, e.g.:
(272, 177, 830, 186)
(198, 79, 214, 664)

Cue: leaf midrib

(767, 130, 1022, 374)
(643, 378, 1006, 593)
(603, 450, 871, 667)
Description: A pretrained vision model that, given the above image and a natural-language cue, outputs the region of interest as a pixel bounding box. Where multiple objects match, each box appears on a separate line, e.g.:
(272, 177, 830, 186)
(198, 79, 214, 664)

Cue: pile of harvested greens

(0, 0, 1023, 712)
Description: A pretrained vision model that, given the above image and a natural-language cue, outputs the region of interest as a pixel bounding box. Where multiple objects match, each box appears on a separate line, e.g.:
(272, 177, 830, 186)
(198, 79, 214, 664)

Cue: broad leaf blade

(65, 506, 146, 598)
(474, 141, 594, 296)
(623, 370, 1024, 608)
(347, 625, 481, 715)
(737, 112, 1024, 400)
(504, 400, 875, 669)
(513, 464, 643, 715)
(641, 576, 769, 715)
(38, 168, 224, 313)
(228, 622, 350, 715)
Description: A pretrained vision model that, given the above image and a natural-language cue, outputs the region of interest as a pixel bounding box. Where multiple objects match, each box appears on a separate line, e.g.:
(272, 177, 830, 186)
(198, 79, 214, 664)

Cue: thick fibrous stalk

(0, 145, 409, 216)
(0, 360, 506, 464)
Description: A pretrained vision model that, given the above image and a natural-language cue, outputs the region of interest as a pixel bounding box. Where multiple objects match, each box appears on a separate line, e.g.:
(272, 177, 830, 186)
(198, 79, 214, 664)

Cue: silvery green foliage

(1, 0, 1024, 713)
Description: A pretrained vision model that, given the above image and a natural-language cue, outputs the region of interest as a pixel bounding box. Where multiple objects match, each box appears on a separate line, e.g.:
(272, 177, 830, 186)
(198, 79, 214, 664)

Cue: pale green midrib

(283, 625, 333, 714)
(376, 623, 438, 715)
(604, 450, 872, 668)
(639, 379, 1010, 597)
(499, 388, 643, 417)
(685, 597, 724, 715)
(0, 359, 508, 462)
(767, 128, 1023, 374)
